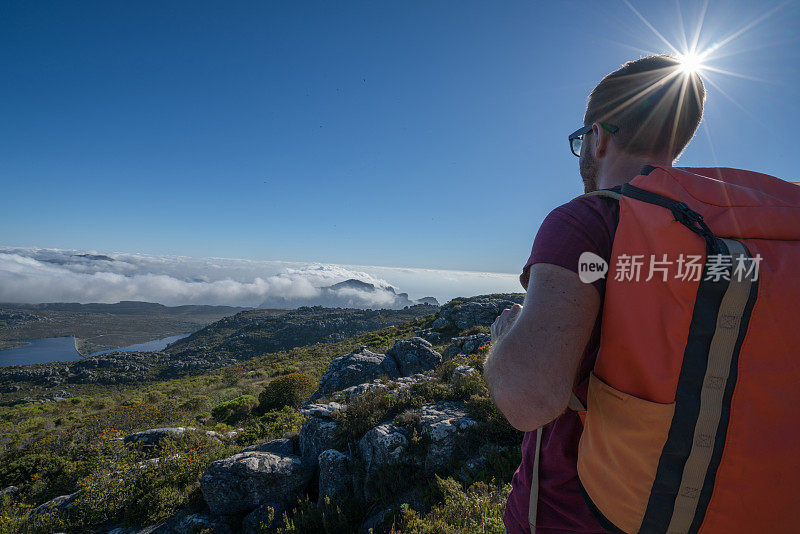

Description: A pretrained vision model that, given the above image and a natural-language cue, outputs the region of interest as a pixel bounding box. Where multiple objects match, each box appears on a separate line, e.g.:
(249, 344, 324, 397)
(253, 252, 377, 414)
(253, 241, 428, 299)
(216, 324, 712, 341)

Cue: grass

(0, 308, 526, 533)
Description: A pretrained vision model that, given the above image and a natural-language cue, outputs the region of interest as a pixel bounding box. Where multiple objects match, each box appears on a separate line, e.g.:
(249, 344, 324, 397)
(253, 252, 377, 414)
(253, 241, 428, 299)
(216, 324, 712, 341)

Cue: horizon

(2, 1, 798, 305)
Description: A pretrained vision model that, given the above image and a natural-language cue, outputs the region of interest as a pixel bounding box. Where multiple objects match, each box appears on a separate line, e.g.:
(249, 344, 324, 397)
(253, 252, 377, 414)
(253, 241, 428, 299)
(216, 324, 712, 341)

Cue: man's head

(576, 55, 706, 192)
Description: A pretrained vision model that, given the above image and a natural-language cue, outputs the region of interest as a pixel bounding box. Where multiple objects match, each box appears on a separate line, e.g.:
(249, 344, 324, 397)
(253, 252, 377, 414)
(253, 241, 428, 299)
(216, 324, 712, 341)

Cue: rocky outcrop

(418, 402, 477, 471)
(452, 365, 477, 381)
(317, 449, 352, 504)
(239, 437, 295, 456)
(442, 333, 491, 360)
(31, 490, 81, 516)
(299, 401, 346, 418)
(153, 510, 234, 534)
(200, 452, 312, 516)
(299, 417, 339, 468)
(312, 347, 400, 400)
(359, 423, 409, 474)
(436, 296, 524, 330)
(385, 337, 442, 376)
(336, 380, 389, 400)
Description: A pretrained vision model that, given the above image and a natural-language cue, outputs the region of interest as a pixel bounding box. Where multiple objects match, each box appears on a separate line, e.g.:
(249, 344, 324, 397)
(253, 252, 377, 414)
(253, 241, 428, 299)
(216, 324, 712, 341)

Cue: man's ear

(592, 122, 610, 158)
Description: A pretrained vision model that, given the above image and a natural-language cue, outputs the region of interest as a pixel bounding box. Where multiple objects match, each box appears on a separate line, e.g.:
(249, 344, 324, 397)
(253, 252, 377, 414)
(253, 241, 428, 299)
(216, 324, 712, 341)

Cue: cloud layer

(0, 247, 521, 309)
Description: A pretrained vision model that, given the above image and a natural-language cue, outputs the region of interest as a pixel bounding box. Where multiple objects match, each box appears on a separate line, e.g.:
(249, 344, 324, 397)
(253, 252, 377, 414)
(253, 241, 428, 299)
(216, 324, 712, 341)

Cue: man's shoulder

(548, 192, 620, 225)
(520, 193, 619, 291)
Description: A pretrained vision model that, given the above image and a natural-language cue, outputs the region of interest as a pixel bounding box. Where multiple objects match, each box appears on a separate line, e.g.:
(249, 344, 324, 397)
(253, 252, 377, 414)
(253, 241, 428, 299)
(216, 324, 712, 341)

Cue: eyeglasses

(568, 122, 619, 157)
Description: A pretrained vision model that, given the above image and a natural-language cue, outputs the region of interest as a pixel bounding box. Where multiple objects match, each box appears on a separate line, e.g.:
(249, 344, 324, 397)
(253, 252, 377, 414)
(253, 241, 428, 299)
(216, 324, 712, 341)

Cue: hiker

(484, 54, 800, 534)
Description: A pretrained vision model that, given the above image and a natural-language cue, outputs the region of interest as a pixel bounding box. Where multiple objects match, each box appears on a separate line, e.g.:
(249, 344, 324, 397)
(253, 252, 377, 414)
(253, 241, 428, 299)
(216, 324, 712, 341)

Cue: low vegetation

(0, 300, 525, 533)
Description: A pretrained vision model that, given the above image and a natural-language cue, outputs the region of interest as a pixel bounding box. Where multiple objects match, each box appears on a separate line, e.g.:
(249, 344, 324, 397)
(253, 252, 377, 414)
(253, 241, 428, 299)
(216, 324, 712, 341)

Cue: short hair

(584, 55, 706, 159)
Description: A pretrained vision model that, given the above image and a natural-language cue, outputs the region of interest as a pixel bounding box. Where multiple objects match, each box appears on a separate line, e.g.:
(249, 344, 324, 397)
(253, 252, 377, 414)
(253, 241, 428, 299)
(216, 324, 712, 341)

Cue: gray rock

(1, 485, 19, 496)
(392, 373, 437, 391)
(442, 333, 491, 360)
(31, 491, 81, 515)
(457, 455, 488, 483)
(312, 347, 400, 400)
(386, 337, 442, 376)
(318, 449, 352, 505)
(431, 317, 449, 330)
(335, 380, 388, 401)
(452, 365, 477, 381)
(155, 510, 233, 534)
(358, 423, 408, 474)
(123, 427, 196, 447)
(299, 417, 339, 467)
(239, 437, 295, 456)
(418, 402, 478, 471)
(242, 505, 281, 533)
(359, 489, 425, 534)
(200, 452, 311, 516)
(299, 401, 346, 418)
(439, 296, 524, 330)
(414, 328, 441, 344)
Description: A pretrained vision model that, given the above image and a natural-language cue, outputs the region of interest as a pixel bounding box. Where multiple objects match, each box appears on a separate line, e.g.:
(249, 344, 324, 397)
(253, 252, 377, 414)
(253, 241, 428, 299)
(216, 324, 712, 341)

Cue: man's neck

(596, 154, 673, 189)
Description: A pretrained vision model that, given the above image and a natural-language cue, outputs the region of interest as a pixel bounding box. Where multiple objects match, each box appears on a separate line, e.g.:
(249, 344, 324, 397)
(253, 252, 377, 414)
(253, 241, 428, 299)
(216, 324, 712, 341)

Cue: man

(484, 55, 706, 533)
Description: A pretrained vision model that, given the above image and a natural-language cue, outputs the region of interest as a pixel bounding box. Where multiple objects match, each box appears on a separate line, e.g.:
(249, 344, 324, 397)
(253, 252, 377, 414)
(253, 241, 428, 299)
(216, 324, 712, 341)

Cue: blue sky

(2, 0, 799, 276)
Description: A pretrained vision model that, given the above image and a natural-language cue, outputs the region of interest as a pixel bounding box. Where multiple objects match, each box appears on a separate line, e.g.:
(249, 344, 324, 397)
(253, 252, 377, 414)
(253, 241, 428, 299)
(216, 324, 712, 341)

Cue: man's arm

(484, 263, 600, 432)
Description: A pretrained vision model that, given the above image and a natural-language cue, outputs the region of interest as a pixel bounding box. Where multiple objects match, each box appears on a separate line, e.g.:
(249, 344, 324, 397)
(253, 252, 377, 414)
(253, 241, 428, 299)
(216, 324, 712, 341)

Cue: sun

(676, 52, 705, 75)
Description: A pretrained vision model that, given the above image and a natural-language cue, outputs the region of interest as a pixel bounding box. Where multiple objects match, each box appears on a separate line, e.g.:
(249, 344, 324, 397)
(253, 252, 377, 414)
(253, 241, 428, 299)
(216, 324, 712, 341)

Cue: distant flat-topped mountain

(259, 278, 439, 310)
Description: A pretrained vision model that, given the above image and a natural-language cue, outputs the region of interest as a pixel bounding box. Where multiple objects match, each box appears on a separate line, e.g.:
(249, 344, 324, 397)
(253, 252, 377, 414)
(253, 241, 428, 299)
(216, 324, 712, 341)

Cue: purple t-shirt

(503, 195, 619, 534)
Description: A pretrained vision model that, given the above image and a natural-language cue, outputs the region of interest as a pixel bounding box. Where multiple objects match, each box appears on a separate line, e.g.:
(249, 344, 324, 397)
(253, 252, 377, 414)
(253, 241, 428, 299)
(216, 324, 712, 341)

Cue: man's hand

(491, 303, 522, 343)
(483, 263, 600, 431)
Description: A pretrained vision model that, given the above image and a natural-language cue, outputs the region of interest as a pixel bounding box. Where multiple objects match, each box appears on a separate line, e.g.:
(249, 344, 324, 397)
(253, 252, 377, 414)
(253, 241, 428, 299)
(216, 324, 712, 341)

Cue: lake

(0, 334, 190, 367)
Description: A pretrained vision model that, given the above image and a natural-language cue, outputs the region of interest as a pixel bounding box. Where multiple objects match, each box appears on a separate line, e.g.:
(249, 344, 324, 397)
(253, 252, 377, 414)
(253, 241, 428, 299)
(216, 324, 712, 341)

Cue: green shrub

(272, 495, 364, 534)
(259, 407, 306, 438)
(180, 395, 211, 413)
(258, 373, 317, 413)
(211, 395, 258, 424)
(389, 477, 510, 534)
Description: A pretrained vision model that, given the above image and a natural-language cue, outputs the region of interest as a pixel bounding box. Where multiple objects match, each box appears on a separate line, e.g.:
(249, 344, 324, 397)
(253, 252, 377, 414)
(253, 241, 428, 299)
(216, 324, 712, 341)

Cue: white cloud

(0, 247, 521, 308)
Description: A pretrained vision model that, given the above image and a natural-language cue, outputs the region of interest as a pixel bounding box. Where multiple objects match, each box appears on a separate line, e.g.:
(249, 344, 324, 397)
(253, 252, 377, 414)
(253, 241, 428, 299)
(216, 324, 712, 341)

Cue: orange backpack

(574, 165, 800, 533)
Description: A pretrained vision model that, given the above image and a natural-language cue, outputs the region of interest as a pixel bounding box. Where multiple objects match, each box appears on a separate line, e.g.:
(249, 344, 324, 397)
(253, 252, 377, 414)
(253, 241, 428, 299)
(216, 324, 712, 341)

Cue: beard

(580, 148, 599, 193)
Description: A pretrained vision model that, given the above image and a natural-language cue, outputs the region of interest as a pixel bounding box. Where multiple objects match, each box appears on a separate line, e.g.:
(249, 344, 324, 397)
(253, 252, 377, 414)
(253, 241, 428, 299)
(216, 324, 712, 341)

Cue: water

(87, 334, 190, 356)
(0, 334, 190, 367)
(0, 336, 82, 367)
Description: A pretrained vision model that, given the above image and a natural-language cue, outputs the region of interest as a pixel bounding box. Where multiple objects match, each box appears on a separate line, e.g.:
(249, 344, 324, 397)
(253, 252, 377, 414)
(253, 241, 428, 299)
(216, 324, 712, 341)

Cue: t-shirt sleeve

(520, 196, 618, 294)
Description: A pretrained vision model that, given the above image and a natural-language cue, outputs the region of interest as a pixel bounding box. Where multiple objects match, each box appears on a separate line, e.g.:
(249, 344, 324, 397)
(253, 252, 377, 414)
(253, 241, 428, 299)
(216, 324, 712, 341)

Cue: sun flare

(676, 52, 705, 75)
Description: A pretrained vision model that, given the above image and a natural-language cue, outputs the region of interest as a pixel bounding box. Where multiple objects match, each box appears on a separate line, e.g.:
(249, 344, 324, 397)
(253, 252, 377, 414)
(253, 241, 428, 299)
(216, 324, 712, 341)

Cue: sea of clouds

(0, 247, 521, 309)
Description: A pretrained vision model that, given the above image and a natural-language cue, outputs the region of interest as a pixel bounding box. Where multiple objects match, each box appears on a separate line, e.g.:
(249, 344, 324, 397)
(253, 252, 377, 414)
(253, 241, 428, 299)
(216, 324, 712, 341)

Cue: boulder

(392, 373, 437, 391)
(442, 333, 491, 360)
(452, 365, 477, 381)
(200, 452, 311, 516)
(358, 423, 408, 474)
(386, 337, 442, 376)
(431, 317, 449, 330)
(414, 328, 441, 344)
(418, 402, 477, 471)
(318, 449, 352, 504)
(438, 296, 523, 330)
(31, 491, 81, 516)
(1, 485, 19, 496)
(299, 401, 346, 418)
(335, 380, 388, 401)
(299, 417, 339, 467)
(156, 510, 234, 534)
(242, 504, 281, 533)
(312, 347, 400, 400)
(239, 437, 295, 456)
